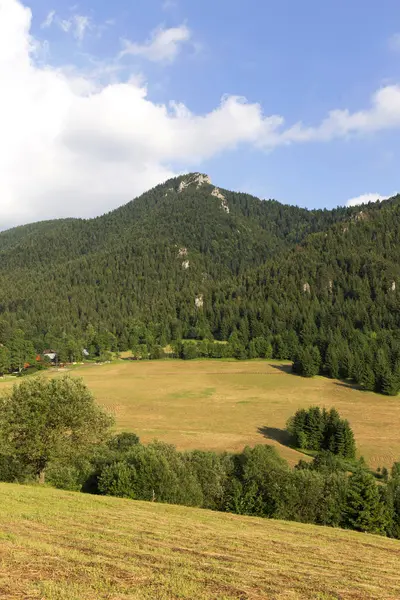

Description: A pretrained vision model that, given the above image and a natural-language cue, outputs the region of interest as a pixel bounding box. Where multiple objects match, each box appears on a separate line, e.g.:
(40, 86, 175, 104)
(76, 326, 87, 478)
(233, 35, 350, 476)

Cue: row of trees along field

(0, 376, 399, 538)
(1, 320, 400, 398)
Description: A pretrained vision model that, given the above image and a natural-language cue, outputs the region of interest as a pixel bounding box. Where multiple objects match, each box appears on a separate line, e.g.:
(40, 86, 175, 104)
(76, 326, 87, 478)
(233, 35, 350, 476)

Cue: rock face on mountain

(178, 173, 211, 192)
(212, 187, 230, 213)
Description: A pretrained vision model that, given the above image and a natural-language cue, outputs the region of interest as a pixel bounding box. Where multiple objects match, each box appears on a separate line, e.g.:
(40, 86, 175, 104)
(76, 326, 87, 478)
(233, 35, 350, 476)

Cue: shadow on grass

(268, 363, 293, 374)
(333, 381, 365, 392)
(258, 426, 291, 446)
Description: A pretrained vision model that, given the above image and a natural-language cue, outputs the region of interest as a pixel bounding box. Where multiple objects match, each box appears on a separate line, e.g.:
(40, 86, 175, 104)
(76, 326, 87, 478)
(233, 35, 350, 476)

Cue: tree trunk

(37, 467, 46, 485)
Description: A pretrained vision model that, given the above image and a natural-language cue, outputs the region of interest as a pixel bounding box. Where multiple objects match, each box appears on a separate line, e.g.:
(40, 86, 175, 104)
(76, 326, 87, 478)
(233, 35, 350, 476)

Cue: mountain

(0, 172, 399, 392)
(0, 172, 347, 338)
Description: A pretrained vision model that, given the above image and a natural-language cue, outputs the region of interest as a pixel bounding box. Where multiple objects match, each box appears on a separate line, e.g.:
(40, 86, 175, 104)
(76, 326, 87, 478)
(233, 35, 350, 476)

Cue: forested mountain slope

(0, 172, 350, 338)
(0, 172, 399, 392)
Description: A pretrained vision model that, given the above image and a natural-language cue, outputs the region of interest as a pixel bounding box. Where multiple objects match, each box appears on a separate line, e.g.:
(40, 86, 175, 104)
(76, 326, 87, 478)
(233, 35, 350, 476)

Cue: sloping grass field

(44, 359, 400, 469)
(0, 482, 399, 600)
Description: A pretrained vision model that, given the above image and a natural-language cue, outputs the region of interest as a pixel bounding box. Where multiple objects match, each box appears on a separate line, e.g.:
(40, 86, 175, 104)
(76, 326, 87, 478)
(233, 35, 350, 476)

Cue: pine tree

(323, 408, 341, 453)
(294, 347, 320, 378)
(338, 343, 353, 380)
(381, 368, 400, 397)
(325, 344, 339, 379)
(0, 346, 11, 376)
(304, 407, 324, 451)
(361, 363, 376, 391)
(344, 470, 388, 534)
(342, 420, 356, 459)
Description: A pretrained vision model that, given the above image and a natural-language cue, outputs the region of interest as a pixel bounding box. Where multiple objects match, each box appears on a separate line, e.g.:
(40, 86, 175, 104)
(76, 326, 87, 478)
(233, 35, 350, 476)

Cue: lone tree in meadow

(0, 375, 114, 483)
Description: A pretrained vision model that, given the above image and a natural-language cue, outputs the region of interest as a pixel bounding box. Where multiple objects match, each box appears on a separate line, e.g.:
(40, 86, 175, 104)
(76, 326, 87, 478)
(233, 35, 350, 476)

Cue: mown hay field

(20, 359, 400, 469)
(0, 482, 399, 600)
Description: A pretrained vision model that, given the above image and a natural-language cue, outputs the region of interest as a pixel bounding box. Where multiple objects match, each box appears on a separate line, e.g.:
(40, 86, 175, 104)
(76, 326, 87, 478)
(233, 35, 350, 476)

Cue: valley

(1, 359, 396, 469)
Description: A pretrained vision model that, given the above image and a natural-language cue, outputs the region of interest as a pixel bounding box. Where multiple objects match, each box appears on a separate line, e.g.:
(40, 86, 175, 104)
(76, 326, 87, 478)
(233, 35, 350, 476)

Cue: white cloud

(162, 0, 178, 10)
(2, 0, 400, 229)
(346, 193, 391, 207)
(270, 85, 400, 147)
(41, 10, 55, 29)
(119, 25, 191, 63)
(73, 15, 90, 41)
(389, 33, 400, 52)
(41, 10, 92, 41)
(0, 0, 280, 227)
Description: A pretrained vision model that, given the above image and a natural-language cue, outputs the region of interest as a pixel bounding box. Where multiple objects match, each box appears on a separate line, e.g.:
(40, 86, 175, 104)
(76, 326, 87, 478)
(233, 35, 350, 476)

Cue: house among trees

(42, 350, 57, 363)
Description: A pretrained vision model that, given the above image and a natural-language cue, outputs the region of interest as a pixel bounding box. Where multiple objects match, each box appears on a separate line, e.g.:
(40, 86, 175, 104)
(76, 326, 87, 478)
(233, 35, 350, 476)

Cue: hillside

(0, 483, 399, 600)
(0, 173, 400, 393)
(0, 173, 353, 343)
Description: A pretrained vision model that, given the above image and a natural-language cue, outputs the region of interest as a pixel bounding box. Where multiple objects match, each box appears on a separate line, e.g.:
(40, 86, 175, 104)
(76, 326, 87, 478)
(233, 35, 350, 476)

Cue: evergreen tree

(344, 470, 388, 534)
(0, 346, 11, 376)
(293, 346, 320, 378)
(8, 331, 35, 373)
(381, 370, 400, 396)
(304, 407, 324, 451)
(325, 344, 340, 379)
(341, 420, 356, 459)
(288, 407, 356, 457)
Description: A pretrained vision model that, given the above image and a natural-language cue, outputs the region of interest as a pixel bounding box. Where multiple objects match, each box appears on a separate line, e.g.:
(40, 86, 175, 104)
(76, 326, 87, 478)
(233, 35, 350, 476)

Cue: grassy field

(0, 482, 399, 600)
(1, 359, 399, 468)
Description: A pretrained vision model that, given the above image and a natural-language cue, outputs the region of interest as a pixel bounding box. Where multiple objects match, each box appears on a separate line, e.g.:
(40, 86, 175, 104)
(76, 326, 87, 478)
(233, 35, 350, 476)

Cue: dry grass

(62, 360, 400, 468)
(1, 360, 399, 468)
(0, 482, 399, 600)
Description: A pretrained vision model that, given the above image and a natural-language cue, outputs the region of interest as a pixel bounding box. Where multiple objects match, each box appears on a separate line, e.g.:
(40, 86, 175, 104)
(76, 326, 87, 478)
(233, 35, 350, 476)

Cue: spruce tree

(304, 407, 324, 451)
(325, 344, 340, 379)
(344, 470, 388, 534)
(361, 363, 376, 392)
(381, 369, 400, 396)
(0, 346, 11, 376)
(342, 420, 356, 459)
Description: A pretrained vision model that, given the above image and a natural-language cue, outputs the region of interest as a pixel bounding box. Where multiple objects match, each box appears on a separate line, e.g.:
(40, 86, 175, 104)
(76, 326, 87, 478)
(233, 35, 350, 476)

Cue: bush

(98, 462, 137, 499)
(107, 432, 140, 453)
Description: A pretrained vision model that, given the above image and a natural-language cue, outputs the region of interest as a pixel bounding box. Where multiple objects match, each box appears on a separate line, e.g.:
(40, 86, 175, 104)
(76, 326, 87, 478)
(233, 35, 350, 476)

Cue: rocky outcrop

(352, 210, 369, 223)
(195, 294, 204, 309)
(178, 173, 211, 193)
(212, 187, 230, 213)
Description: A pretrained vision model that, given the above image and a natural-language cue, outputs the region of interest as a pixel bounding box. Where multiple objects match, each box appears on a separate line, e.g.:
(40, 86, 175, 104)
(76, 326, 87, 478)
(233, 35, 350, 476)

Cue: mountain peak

(178, 173, 211, 193)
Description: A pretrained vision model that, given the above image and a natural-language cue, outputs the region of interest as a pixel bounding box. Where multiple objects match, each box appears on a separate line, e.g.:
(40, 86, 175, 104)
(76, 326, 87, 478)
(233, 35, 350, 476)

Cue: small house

(43, 349, 57, 362)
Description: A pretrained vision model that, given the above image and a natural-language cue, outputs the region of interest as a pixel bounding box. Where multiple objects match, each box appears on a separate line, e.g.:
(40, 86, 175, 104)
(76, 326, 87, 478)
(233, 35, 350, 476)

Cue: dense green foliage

(287, 407, 356, 458)
(0, 374, 397, 538)
(0, 376, 113, 482)
(0, 173, 400, 392)
(2, 432, 398, 537)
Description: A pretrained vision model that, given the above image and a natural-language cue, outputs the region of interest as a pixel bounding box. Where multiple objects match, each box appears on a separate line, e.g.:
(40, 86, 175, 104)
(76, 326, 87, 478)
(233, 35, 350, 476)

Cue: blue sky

(2, 0, 400, 226)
